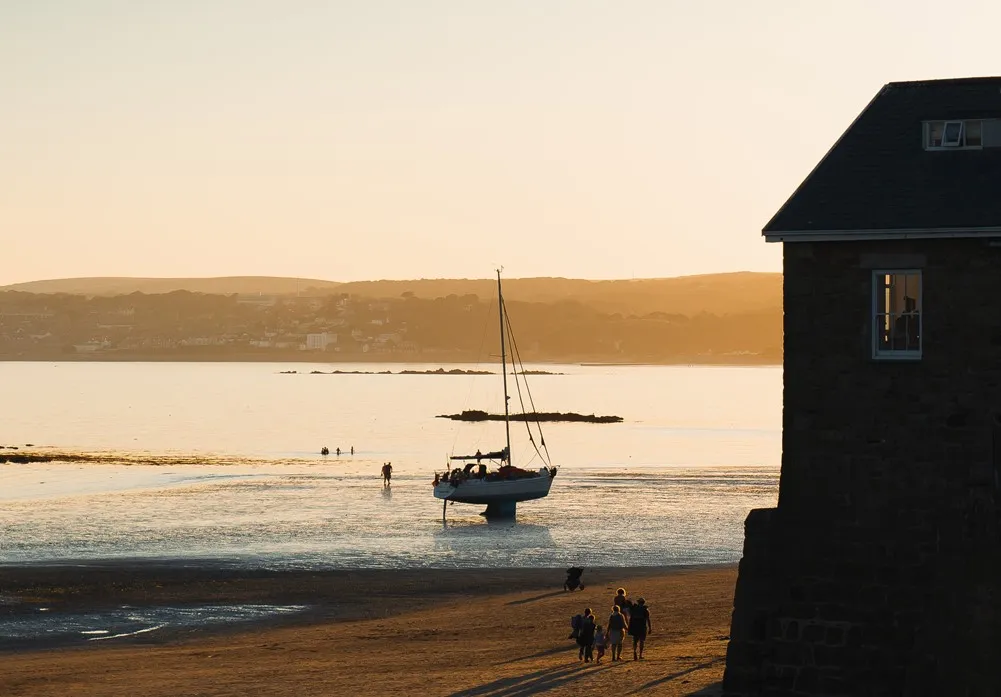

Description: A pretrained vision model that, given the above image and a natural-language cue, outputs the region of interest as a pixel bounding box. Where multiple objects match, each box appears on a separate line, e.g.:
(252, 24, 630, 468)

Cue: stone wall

(723, 239, 1001, 696)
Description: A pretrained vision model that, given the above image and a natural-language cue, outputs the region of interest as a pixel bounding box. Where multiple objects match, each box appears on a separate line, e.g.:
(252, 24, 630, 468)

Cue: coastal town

(0, 283, 781, 364)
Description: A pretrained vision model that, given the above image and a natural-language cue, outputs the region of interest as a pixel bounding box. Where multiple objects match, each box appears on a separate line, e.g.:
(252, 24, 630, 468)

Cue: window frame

(941, 120, 964, 147)
(924, 119, 984, 150)
(871, 269, 923, 361)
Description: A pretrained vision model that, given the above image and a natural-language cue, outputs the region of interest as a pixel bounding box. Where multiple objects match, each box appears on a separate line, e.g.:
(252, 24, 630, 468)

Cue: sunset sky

(4, 1, 1001, 285)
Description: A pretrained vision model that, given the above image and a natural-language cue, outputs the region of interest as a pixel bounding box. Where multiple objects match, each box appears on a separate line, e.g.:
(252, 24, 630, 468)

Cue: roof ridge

(886, 76, 1001, 88)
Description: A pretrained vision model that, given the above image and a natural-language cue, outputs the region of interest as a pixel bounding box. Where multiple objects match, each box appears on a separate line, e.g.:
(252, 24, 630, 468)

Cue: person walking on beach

(613, 587, 633, 621)
(382, 462, 393, 485)
(628, 597, 653, 660)
(593, 624, 607, 663)
(577, 609, 596, 663)
(606, 605, 627, 661)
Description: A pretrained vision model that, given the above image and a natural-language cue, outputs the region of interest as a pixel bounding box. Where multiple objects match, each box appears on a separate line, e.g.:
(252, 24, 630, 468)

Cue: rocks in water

(1, 453, 51, 464)
(436, 410, 623, 423)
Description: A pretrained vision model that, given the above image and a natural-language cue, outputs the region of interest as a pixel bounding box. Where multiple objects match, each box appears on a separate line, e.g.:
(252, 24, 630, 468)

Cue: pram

(563, 566, 584, 592)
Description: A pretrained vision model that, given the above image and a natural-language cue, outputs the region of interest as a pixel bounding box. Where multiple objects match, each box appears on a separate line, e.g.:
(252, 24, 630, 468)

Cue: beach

(0, 563, 735, 696)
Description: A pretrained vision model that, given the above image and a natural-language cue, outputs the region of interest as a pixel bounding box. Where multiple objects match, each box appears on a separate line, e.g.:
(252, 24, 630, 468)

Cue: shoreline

(0, 353, 781, 367)
(0, 562, 735, 696)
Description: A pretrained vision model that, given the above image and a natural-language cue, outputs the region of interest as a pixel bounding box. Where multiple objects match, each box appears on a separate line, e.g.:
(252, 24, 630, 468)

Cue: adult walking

(628, 597, 653, 660)
(606, 605, 628, 661)
(576, 608, 596, 662)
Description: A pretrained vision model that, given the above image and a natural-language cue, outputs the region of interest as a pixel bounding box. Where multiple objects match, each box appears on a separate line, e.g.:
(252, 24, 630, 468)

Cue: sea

(0, 361, 781, 571)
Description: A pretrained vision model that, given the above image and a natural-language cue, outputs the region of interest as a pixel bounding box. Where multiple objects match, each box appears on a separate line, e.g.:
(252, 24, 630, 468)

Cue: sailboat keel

(482, 500, 517, 518)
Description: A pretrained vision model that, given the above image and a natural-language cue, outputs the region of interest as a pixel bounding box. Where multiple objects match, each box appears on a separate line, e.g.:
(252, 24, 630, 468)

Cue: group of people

(569, 588, 653, 663)
(320, 446, 353, 456)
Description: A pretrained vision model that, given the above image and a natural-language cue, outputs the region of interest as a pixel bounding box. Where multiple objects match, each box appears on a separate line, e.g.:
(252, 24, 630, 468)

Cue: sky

(4, 1, 1001, 285)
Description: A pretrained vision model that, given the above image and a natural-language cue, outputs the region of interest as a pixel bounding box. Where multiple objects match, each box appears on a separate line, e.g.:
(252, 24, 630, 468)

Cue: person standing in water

(382, 462, 392, 486)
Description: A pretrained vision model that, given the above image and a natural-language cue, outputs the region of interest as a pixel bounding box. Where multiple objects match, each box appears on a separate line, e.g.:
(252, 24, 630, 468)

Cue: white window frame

(871, 269, 922, 361)
(941, 120, 964, 147)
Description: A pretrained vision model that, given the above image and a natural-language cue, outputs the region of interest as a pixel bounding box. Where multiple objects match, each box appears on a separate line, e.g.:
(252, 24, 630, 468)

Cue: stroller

(563, 566, 584, 592)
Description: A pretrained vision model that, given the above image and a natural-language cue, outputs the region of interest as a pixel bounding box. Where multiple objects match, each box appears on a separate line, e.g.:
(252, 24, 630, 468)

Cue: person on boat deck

(475, 449, 482, 462)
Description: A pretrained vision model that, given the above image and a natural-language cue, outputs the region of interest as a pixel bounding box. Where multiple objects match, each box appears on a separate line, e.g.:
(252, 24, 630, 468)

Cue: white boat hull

(433, 469, 554, 504)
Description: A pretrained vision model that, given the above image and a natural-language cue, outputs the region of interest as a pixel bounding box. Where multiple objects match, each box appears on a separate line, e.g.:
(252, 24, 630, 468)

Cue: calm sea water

(0, 362, 780, 569)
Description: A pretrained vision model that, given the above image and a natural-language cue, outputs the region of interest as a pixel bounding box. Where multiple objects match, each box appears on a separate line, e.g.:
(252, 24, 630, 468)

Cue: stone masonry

(722, 238, 1001, 696)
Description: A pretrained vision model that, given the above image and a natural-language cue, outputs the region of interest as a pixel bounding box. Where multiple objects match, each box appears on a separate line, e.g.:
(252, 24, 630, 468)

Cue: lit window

(872, 271, 922, 360)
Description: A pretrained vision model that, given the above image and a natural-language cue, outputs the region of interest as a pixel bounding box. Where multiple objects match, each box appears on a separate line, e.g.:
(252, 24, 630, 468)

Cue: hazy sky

(4, 1, 1001, 284)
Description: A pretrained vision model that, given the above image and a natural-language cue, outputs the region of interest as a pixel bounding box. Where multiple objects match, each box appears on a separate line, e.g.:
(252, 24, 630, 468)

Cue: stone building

(723, 77, 1001, 695)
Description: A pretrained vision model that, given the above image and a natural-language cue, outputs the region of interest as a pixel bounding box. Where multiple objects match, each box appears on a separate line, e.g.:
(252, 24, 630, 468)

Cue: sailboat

(432, 270, 558, 518)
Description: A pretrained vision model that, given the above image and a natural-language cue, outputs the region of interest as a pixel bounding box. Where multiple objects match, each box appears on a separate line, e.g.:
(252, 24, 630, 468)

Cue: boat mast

(497, 269, 512, 465)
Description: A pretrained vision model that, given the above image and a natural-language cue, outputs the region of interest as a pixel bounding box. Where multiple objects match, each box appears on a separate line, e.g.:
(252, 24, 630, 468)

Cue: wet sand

(0, 563, 735, 696)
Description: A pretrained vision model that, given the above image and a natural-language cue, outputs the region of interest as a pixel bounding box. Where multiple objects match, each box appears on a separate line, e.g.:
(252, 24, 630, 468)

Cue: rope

(450, 285, 496, 457)
(501, 297, 550, 466)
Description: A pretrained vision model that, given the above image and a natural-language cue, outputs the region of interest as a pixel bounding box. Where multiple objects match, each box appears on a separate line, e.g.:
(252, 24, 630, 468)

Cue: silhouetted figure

(336, 447, 341, 456)
(351, 446, 355, 455)
(475, 449, 482, 462)
(564, 566, 585, 592)
(321, 446, 329, 456)
(628, 597, 652, 660)
(382, 462, 392, 485)
(577, 611, 596, 663)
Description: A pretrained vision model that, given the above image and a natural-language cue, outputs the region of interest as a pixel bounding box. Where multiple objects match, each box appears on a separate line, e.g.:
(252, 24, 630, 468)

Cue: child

(593, 625, 607, 663)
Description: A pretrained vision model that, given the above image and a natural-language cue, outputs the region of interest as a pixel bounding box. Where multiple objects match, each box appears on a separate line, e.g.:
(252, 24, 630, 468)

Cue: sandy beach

(0, 563, 734, 697)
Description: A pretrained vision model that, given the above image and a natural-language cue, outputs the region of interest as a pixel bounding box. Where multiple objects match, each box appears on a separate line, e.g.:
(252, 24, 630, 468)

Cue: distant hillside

(1, 272, 781, 317)
(334, 272, 782, 316)
(1, 276, 342, 296)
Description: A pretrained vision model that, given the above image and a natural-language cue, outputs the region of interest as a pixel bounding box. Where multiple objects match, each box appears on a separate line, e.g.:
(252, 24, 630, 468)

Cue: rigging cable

(450, 285, 496, 458)
(501, 297, 551, 466)
(503, 300, 551, 465)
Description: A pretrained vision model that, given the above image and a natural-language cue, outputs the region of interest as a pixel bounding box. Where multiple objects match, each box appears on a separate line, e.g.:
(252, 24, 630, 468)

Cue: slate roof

(764, 77, 1001, 239)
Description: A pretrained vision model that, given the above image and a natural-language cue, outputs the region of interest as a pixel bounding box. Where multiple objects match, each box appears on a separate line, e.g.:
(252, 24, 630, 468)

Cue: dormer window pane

(966, 119, 983, 146)
(942, 121, 964, 146)
(927, 121, 944, 147)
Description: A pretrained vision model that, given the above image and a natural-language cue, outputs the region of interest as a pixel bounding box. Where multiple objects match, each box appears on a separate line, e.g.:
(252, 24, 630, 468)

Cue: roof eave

(763, 227, 1001, 243)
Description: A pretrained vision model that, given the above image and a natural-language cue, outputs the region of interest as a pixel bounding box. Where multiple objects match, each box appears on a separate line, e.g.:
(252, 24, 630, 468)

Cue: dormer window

(941, 121, 963, 146)
(925, 119, 984, 149)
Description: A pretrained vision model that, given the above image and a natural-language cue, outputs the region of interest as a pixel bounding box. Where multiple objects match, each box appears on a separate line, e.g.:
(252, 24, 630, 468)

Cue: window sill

(872, 351, 922, 361)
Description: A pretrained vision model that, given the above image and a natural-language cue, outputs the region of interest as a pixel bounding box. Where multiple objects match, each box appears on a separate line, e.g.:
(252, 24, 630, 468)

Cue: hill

(0, 272, 781, 317)
(0, 276, 341, 296)
(334, 272, 781, 317)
